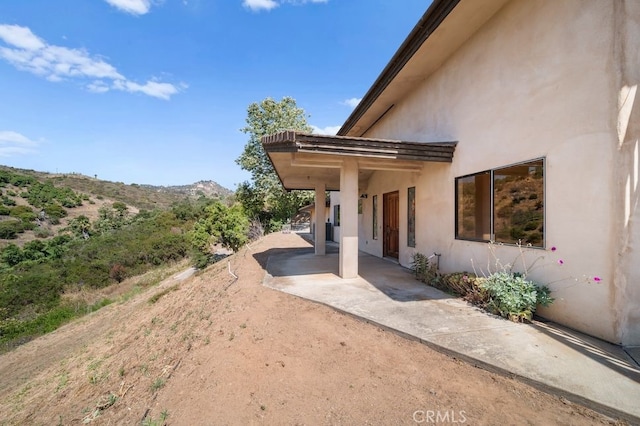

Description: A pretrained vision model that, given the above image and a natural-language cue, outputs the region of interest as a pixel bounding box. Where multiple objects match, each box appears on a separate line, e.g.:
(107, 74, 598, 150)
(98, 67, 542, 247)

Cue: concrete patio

(261, 235, 640, 423)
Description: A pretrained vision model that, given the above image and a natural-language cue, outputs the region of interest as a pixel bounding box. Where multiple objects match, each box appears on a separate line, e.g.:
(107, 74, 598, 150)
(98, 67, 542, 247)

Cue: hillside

(0, 165, 231, 247)
(141, 180, 233, 199)
(0, 166, 233, 212)
(0, 232, 611, 425)
(0, 165, 238, 352)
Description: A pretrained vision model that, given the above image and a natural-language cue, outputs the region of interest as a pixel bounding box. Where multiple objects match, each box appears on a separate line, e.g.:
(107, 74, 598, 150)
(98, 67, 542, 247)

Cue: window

(334, 205, 340, 226)
(408, 187, 416, 247)
(372, 195, 378, 240)
(455, 159, 544, 247)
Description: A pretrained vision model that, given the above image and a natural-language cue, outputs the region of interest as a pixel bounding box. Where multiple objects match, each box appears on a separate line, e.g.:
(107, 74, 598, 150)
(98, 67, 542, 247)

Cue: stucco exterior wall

(614, 0, 640, 346)
(357, 0, 633, 343)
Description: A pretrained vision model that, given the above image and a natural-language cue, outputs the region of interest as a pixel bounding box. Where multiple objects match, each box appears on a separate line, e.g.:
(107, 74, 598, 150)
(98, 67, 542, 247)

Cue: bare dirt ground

(0, 232, 623, 425)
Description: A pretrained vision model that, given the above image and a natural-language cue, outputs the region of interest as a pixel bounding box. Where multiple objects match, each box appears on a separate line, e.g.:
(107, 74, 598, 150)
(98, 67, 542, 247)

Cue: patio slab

(262, 237, 640, 423)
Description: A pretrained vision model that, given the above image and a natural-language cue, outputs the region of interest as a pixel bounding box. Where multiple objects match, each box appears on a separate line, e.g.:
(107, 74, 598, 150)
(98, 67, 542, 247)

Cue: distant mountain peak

(141, 180, 233, 198)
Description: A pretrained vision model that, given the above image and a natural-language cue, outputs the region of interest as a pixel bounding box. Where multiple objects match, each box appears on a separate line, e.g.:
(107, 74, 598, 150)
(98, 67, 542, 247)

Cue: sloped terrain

(0, 233, 617, 425)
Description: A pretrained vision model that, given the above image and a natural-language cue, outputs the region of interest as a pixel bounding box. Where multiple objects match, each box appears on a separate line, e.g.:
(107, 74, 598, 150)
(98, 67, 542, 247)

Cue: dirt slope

(0, 233, 619, 425)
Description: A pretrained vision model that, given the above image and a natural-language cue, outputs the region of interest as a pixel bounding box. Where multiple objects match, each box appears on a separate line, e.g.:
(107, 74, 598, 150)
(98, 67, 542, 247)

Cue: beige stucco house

(262, 0, 640, 347)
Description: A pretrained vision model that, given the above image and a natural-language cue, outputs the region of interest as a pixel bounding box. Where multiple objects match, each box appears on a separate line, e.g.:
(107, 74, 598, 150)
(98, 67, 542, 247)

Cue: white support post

(339, 158, 359, 278)
(314, 182, 326, 256)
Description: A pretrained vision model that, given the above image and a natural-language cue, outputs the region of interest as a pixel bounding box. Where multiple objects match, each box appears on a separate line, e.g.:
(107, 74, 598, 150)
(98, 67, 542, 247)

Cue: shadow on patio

(256, 241, 451, 303)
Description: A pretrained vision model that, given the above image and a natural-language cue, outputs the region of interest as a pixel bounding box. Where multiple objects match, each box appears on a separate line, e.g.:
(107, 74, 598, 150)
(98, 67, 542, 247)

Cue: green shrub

(24, 182, 82, 209)
(9, 174, 35, 187)
(10, 205, 36, 222)
(0, 205, 10, 215)
(411, 252, 441, 288)
(188, 201, 249, 254)
(44, 203, 68, 219)
(34, 227, 53, 239)
(2, 196, 16, 206)
(1, 243, 23, 265)
(0, 221, 21, 239)
(480, 272, 553, 322)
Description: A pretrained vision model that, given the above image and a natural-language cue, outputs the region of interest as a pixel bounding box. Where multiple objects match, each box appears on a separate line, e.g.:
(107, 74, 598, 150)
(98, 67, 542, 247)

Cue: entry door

(383, 191, 400, 259)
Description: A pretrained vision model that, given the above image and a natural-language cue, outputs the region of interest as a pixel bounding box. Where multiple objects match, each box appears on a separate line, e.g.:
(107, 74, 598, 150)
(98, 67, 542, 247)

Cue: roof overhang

(339, 0, 511, 137)
(262, 131, 457, 191)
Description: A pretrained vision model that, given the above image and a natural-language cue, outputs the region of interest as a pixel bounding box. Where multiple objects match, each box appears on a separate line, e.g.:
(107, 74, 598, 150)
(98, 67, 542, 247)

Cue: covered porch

(261, 131, 457, 278)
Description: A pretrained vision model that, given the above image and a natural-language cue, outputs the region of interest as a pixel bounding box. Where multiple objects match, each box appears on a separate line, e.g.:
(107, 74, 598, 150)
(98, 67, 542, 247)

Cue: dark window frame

(334, 204, 340, 227)
(372, 195, 378, 240)
(455, 158, 545, 248)
(408, 186, 416, 247)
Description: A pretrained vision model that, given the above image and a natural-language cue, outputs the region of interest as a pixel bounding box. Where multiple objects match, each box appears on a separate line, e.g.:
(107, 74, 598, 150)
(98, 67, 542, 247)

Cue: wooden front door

(383, 191, 400, 259)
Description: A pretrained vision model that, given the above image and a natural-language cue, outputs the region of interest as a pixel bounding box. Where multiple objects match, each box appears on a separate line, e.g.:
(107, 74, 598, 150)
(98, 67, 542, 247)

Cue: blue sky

(0, 0, 428, 190)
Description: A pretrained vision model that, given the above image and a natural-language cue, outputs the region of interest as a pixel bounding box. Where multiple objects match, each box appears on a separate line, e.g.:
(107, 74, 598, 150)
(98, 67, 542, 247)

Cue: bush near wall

(411, 252, 553, 322)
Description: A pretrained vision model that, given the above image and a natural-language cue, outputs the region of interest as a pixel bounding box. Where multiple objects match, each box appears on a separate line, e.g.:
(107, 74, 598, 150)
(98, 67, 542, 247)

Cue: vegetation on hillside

(0, 167, 250, 351)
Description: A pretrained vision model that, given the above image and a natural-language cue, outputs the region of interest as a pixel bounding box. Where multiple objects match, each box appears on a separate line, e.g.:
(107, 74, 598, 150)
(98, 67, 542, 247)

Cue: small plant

(480, 271, 553, 322)
(411, 252, 441, 287)
(142, 410, 169, 426)
(55, 371, 69, 393)
(151, 377, 166, 393)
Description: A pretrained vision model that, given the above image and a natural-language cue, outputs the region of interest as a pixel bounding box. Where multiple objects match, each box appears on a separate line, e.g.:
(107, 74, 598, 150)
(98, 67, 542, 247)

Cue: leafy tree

(209, 202, 249, 252)
(188, 201, 249, 257)
(236, 97, 314, 229)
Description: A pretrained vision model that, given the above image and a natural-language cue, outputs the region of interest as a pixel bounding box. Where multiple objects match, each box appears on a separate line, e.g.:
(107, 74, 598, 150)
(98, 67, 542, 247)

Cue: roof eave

(337, 0, 460, 137)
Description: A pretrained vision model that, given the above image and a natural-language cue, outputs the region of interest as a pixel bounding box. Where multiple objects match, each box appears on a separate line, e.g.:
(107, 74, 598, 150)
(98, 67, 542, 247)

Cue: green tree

(236, 97, 314, 229)
(188, 201, 249, 257)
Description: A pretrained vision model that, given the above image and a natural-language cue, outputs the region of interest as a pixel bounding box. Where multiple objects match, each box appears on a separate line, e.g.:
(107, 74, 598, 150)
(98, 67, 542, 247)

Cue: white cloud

(0, 131, 39, 157)
(104, 0, 152, 15)
(311, 125, 341, 136)
(0, 24, 182, 100)
(243, 0, 279, 11)
(0, 24, 45, 50)
(113, 79, 180, 100)
(87, 80, 110, 93)
(243, 0, 327, 12)
(342, 97, 361, 108)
